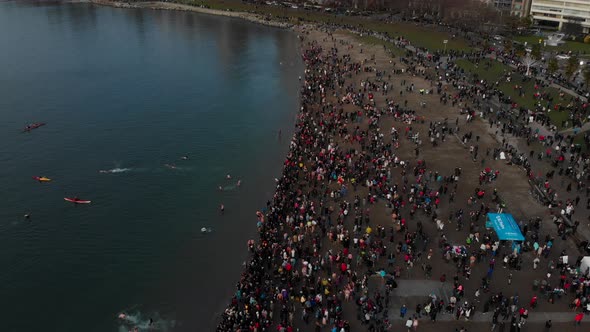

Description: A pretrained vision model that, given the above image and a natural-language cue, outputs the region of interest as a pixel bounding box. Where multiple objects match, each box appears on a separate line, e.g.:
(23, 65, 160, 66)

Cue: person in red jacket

(575, 312, 584, 325)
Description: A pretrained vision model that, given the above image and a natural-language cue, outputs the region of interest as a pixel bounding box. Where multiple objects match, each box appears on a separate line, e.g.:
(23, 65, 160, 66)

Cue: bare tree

(522, 55, 537, 76)
(384, 0, 410, 13)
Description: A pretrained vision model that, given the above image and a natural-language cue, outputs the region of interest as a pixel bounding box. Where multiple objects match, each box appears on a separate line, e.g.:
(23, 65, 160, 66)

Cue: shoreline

(86, 0, 293, 28)
(68, 1, 590, 331)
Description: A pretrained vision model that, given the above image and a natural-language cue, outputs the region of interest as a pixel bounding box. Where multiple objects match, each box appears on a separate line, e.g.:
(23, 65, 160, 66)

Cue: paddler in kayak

(33, 176, 51, 182)
(64, 197, 91, 204)
(22, 122, 46, 132)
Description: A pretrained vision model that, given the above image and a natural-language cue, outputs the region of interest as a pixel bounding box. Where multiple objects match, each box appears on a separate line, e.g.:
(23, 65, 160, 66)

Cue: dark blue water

(0, 2, 302, 331)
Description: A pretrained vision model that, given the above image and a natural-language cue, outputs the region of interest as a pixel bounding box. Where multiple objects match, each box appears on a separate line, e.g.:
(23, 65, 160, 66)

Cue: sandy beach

(88, 0, 293, 28)
(214, 23, 589, 332)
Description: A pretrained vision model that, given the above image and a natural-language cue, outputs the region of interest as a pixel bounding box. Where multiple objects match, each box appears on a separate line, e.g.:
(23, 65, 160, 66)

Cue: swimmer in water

(149, 318, 153, 326)
(24, 213, 31, 220)
(226, 174, 232, 180)
(165, 164, 177, 169)
(181, 155, 188, 160)
(99, 170, 108, 174)
(118, 313, 127, 320)
(218, 185, 223, 191)
(220, 204, 225, 214)
(237, 180, 241, 187)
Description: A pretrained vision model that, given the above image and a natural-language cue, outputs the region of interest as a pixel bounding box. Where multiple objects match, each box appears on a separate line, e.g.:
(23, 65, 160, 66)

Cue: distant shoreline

(85, 0, 294, 29)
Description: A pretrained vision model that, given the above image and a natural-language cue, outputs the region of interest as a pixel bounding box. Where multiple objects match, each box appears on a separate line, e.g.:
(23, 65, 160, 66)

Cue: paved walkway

(388, 306, 587, 323)
(482, 96, 590, 242)
(391, 280, 453, 300)
(560, 121, 590, 135)
(387, 280, 587, 323)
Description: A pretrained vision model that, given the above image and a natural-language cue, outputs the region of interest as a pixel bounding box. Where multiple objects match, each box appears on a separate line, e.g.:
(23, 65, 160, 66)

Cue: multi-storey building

(530, 0, 590, 33)
(511, 0, 532, 17)
(493, 0, 514, 12)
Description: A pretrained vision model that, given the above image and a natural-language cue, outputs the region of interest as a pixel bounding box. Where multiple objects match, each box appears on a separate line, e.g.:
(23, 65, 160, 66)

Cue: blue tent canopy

(486, 213, 525, 241)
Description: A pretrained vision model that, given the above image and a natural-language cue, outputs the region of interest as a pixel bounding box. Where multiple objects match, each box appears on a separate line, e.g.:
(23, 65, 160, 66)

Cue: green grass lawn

(178, 0, 471, 51)
(360, 21, 470, 52)
(496, 78, 568, 128)
(455, 59, 509, 83)
(546, 109, 571, 129)
(455, 58, 572, 128)
(573, 132, 588, 150)
(514, 35, 590, 54)
(346, 32, 406, 57)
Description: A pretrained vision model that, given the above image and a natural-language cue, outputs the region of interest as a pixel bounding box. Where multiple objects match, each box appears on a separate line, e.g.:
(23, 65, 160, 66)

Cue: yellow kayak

(33, 176, 51, 182)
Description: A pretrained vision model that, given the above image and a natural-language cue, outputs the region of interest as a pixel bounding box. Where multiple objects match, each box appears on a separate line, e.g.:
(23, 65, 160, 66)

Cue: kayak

(32, 176, 51, 182)
(64, 197, 91, 204)
(23, 123, 46, 132)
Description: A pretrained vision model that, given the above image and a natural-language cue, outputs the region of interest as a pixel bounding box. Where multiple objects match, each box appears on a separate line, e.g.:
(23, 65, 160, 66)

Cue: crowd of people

(214, 21, 590, 332)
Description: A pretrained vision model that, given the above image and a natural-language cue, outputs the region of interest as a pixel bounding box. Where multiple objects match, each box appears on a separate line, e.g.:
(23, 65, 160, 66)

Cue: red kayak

(23, 123, 46, 132)
(64, 197, 91, 204)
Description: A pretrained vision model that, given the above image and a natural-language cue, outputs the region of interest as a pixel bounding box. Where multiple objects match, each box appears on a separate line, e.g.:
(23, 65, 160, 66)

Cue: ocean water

(0, 1, 302, 331)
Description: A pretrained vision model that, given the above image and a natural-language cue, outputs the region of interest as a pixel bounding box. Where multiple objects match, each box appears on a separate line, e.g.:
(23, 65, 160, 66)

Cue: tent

(486, 213, 525, 241)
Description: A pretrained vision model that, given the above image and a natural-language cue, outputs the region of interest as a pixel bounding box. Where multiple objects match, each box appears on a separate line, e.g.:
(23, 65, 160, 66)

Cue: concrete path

(387, 280, 587, 323)
(391, 279, 453, 300)
(388, 306, 586, 323)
